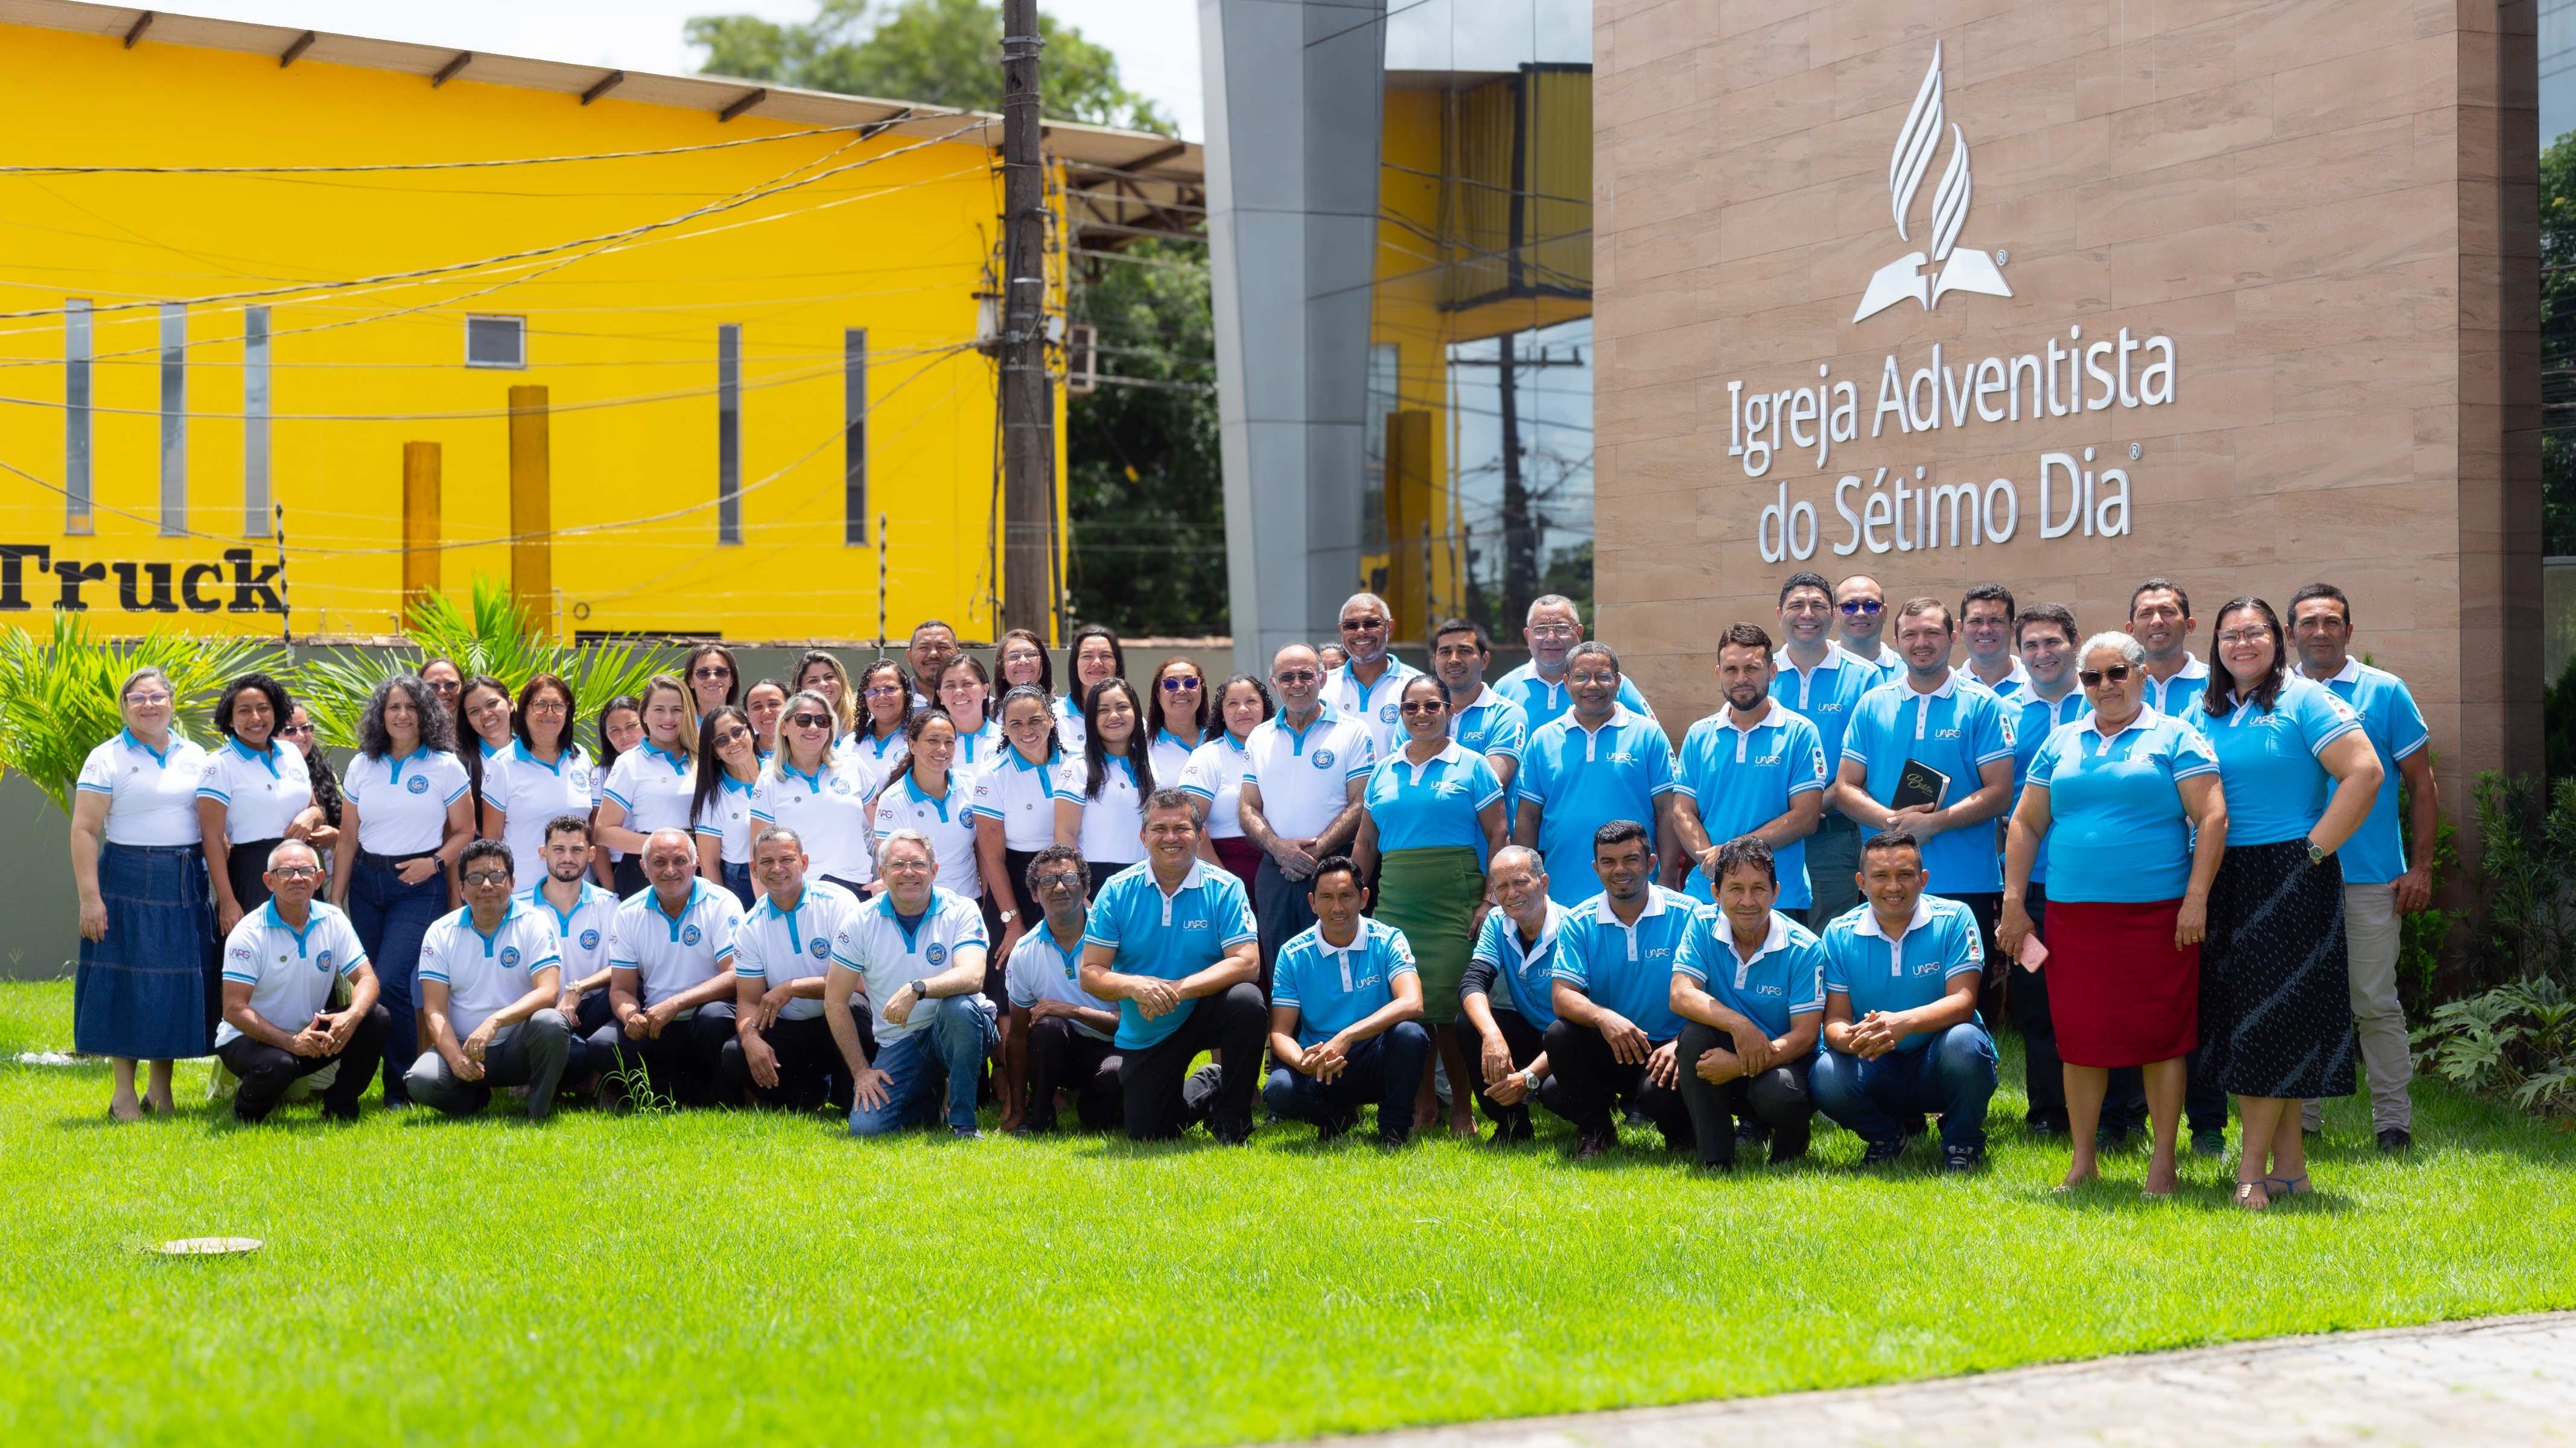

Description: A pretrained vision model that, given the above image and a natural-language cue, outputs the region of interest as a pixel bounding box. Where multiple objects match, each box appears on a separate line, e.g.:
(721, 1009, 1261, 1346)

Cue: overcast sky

(174, 0, 1207, 138)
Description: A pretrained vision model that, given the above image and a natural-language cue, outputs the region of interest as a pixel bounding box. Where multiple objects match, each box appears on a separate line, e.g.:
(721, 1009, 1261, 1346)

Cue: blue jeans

(1262, 1021, 1432, 1143)
(345, 852, 448, 1106)
(718, 861, 755, 909)
(1811, 1021, 2000, 1152)
(847, 995, 997, 1137)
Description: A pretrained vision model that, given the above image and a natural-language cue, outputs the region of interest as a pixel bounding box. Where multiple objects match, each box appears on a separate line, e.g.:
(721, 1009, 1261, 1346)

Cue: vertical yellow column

(1385, 410, 1434, 637)
(509, 386, 552, 634)
(401, 440, 440, 623)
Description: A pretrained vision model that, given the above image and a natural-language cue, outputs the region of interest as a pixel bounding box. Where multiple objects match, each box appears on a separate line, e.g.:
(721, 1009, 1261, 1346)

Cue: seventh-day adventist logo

(1852, 42, 2012, 323)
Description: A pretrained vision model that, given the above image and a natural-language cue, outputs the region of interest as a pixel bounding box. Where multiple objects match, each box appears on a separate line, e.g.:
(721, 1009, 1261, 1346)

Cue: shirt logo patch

(568, 768, 589, 790)
(1312, 748, 1337, 770)
(809, 936, 831, 960)
(1379, 703, 1399, 723)
(926, 942, 949, 967)
(314, 949, 334, 974)
(830, 777, 853, 795)
(579, 928, 602, 951)
(1609, 751, 1636, 764)
(499, 945, 521, 968)
(406, 775, 430, 794)
(681, 924, 702, 946)
(1933, 727, 1962, 740)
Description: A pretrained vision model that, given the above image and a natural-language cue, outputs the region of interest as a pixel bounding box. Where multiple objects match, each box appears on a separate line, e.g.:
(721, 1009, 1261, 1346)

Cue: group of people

(68, 576, 2433, 1207)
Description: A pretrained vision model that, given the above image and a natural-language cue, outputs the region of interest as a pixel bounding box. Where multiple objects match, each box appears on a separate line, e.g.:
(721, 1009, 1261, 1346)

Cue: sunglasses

(2076, 665, 2133, 687)
(691, 666, 733, 681)
(1398, 700, 1445, 715)
(270, 865, 320, 880)
(716, 728, 752, 747)
(1273, 670, 1318, 685)
(1033, 873, 1084, 893)
(789, 713, 834, 729)
(1159, 677, 1201, 691)
(278, 723, 314, 737)
(1839, 599, 1884, 615)
(462, 871, 512, 887)
(862, 685, 905, 699)
(1340, 617, 1385, 632)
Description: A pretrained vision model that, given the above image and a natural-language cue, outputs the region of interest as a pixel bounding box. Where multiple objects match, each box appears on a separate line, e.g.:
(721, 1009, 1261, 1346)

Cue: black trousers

(1119, 982, 1267, 1141)
(1940, 889, 2006, 1027)
(1542, 1017, 1690, 1147)
(1448, 1009, 1563, 1131)
(1673, 1020, 1814, 1166)
(718, 1014, 849, 1111)
(1024, 1015, 1122, 1131)
(589, 1000, 737, 1107)
(215, 1003, 389, 1123)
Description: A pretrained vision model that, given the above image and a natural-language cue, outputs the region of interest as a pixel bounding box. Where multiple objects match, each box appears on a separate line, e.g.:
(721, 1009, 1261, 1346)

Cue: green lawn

(2, 979, 2571, 1447)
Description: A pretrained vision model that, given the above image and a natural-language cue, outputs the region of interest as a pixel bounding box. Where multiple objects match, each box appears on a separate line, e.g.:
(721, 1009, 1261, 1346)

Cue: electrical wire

(0, 116, 974, 176)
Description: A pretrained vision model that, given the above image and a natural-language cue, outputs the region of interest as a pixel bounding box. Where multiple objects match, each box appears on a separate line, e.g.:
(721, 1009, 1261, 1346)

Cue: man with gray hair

(825, 828, 996, 1137)
(1237, 642, 1375, 979)
(722, 824, 867, 1112)
(215, 839, 389, 1123)
(1498, 594, 1656, 728)
(1321, 591, 1424, 758)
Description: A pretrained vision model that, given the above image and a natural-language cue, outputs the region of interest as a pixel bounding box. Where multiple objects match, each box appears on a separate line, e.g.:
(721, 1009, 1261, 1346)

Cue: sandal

(2233, 1180, 2269, 1211)
(2265, 1172, 2312, 1198)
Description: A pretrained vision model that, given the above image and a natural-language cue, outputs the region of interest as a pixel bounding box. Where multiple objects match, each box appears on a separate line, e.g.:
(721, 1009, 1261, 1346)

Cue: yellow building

(0, 1, 1199, 643)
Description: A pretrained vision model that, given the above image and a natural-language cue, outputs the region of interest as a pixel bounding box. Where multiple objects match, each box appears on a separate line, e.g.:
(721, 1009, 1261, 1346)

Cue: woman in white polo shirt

(328, 673, 472, 1107)
(481, 672, 596, 888)
(455, 673, 516, 840)
(1054, 676, 1153, 898)
(1056, 624, 1125, 752)
(690, 704, 763, 907)
(873, 710, 990, 946)
(933, 656, 1006, 777)
(1181, 673, 1271, 890)
(1145, 655, 1211, 785)
(596, 674, 696, 897)
(743, 677, 789, 763)
(973, 685, 1061, 966)
(196, 671, 323, 933)
(751, 689, 885, 895)
(792, 650, 859, 741)
(70, 664, 218, 1120)
(848, 659, 914, 774)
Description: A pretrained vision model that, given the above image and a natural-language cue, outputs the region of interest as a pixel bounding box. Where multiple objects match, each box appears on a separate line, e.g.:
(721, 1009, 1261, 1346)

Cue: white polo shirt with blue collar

(750, 753, 883, 887)
(692, 769, 761, 866)
(520, 881, 618, 990)
(418, 900, 563, 1039)
(1241, 706, 1376, 841)
(608, 879, 742, 1011)
(78, 729, 213, 847)
(828, 886, 990, 1044)
(196, 735, 313, 844)
(736, 878, 863, 1021)
(1005, 922, 1116, 1041)
(601, 740, 696, 839)
(216, 899, 369, 1047)
(1321, 655, 1425, 760)
(343, 746, 469, 856)
(481, 740, 597, 884)
(874, 769, 984, 897)
(972, 746, 1063, 852)
(1177, 732, 1255, 839)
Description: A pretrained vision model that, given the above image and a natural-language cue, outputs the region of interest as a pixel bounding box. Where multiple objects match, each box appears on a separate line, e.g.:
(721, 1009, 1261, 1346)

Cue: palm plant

(291, 577, 670, 750)
(0, 615, 287, 816)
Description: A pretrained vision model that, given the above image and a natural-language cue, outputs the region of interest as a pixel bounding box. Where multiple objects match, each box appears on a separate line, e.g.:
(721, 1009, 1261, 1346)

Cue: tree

(687, 0, 1174, 135)
(1066, 241, 1224, 635)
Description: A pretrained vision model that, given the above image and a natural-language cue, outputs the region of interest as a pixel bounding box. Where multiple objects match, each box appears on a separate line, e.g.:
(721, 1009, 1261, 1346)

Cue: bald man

(1321, 591, 1425, 760)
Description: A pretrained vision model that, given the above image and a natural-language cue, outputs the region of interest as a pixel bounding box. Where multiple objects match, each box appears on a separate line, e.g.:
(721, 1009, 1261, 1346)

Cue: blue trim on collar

(121, 728, 174, 767)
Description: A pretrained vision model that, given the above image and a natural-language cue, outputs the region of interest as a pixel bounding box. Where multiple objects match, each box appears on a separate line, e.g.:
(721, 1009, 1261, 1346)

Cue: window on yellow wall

(466, 315, 526, 369)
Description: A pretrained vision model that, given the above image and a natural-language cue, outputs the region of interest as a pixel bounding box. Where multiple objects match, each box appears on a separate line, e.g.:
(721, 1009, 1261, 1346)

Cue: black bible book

(1891, 759, 1950, 811)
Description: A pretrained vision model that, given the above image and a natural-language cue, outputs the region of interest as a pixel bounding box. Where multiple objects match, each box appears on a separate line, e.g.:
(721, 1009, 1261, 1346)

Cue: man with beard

(1668, 623, 1827, 912)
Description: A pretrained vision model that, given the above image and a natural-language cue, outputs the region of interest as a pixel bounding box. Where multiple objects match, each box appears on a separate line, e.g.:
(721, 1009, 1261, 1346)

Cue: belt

(358, 849, 441, 869)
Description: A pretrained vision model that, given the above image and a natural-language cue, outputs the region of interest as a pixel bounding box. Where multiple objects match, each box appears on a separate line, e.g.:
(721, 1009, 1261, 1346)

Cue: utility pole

(998, 0, 1054, 638)
(1454, 334, 1585, 630)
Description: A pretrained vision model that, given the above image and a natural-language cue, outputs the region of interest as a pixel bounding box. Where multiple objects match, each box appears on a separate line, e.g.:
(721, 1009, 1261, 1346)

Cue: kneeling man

(1671, 837, 1825, 1167)
(407, 839, 571, 1119)
(1002, 848, 1123, 1134)
(725, 825, 867, 1111)
(594, 828, 745, 1107)
(215, 840, 389, 1123)
(1455, 845, 1565, 1145)
(1811, 830, 1999, 1171)
(1546, 820, 1696, 1158)
(1264, 856, 1431, 1146)
(825, 829, 996, 1137)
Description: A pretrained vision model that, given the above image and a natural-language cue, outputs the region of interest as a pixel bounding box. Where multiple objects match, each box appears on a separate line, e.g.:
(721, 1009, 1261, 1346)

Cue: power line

(0, 117, 968, 176)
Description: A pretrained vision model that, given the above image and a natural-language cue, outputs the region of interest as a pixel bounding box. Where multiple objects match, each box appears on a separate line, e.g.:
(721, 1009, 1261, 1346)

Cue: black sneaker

(2026, 1112, 2069, 1138)
(1734, 1120, 1772, 1149)
(1943, 1144, 1986, 1173)
(2190, 1127, 2228, 1158)
(950, 1125, 984, 1140)
(1768, 1129, 1812, 1165)
(1376, 1126, 1413, 1150)
(1573, 1128, 1615, 1161)
(2377, 1126, 2414, 1153)
(1858, 1138, 1906, 1168)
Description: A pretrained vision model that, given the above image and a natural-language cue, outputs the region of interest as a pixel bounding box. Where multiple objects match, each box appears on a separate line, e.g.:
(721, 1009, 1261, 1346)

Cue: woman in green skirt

(1355, 673, 1507, 1137)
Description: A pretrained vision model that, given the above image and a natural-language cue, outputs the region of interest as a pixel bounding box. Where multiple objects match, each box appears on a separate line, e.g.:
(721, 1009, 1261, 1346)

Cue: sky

(173, 0, 1207, 138)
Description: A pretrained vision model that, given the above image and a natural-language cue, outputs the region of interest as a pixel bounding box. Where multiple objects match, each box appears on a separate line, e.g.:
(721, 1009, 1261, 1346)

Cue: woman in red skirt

(2000, 630, 2229, 1196)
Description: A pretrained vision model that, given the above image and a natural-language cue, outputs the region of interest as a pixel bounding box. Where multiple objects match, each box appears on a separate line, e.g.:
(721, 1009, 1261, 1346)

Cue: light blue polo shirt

(1673, 702, 1829, 910)
(1466, 900, 1569, 1029)
(1841, 641, 1904, 685)
(1516, 705, 1679, 905)
(1673, 907, 1827, 1041)
(1964, 656, 2031, 705)
(1271, 917, 1417, 1049)
(1081, 859, 1259, 1050)
(2011, 689, 2091, 888)
(1839, 670, 2015, 895)
(1364, 743, 1504, 857)
(1449, 685, 1531, 767)
(1551, 885, 1695, 1041)
(1821, 895, 1984, 1052)
(2192, 674, 2364, 849)
(1770, 647, 1880, 802)
(2137, 653, 2210, 718)
(2311, 658, 2429, 884)
(2024, 708, 2218, 904)
(1495, 660, 1655, 728)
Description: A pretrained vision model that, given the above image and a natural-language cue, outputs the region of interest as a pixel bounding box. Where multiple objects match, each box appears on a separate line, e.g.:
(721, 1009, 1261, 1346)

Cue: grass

(3, 979, 2572, 1447)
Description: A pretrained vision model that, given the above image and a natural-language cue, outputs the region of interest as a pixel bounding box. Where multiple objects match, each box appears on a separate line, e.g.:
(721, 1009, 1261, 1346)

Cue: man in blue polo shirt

(1455, 845, 1566, 1145)
(1497, 594, 1655, 726)
(1513, 642, 1681, 906)
(1671, 837, 1825, 1169)
(1773, 571, 1881, 930)
(1829, 596, 2015, 967)
(2291, 582, 2437, 1151)
(1080, 789, 1267, 1142)
(1547, 821, 1696, 1159)
(1670, 622, 1827, 909)
(1263, 857, 1431, 1147)
(1811, 830, 1998, 1170)
(1959, 583, 2032, 701)
(2129, 577, 2209, 717)
(1433, 617, 1531, 798)
(1834, 574, 1903, 682)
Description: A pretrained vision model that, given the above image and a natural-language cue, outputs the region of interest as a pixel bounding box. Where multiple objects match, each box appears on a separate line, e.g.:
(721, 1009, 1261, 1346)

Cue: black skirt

(2200, 838, 2358, 1100)
(226, 837, 284, 916)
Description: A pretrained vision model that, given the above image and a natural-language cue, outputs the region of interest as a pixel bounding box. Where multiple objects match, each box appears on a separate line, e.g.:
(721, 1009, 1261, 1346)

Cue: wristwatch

(997, 909, 1018, 924)
(2306, 840, 2327, 866)
(907, 977, 929, 1001)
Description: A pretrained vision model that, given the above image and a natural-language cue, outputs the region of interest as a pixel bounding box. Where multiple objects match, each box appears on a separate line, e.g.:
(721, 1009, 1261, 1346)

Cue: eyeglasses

(789, 713, 834, 729)
(269, 865, 320, 880)
(862, 685, 905, 699)
(527, 699, 568, 715)
(2215, 630, 2269, 647)
(1159, 677, 1201, 691)
(462, 871, 512, 887)
(1273, 670, 1318, 685)
(691, 666, 733, 681)
(2076, 665, 2132, 687)
(1566, 673, 1619, 688)
(715, 728, 752, 748)
(277, 723, 314, 738)
(124, 691, 172, 706)
(1398, 700, 1445, 715)
(1527, 624, 1577, 641)
(1032, 872, 1083, 893)
(1839, 599, 1884, 615)
(1340, 617, 1385, 632)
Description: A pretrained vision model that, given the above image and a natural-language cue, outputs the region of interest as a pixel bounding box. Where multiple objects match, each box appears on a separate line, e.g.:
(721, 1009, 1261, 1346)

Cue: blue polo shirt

(2137, 653, 2210, 718)
(2192, 675, 2364, 848)
(1081, 859, 1259, 1050)
(1965, 657, 2031, 705)
(1495, 661, 1655, 728)
(1516, 705, 1679, 905)
(2311, 658, 2429, 884)
(1271, 917, 1417, 1049)
(1770, 648, 1880, 808)
(1842, 641, 1904, 685)
(2011, 689, 2091, 888)
(2024, 708, 2218, 904)
(1672, 907, 1827, 1040)
(1839, 670, 2015, 895)
(1821, 895, 1984, 1052)
(1466, 900, 1569, 1029)
(1673, 702, 1829, 910)
(1364, 743, 1504, 857)
(1551, 886, 1694, 1041)
(1449, 685, 1531, 768)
